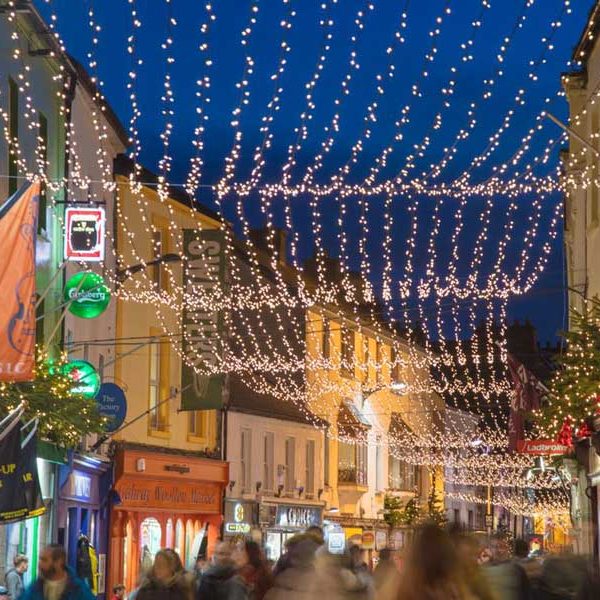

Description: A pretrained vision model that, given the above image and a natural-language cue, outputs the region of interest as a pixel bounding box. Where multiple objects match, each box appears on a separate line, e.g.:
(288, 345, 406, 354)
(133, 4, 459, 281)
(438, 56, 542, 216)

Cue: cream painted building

(305, 303, 445, 547)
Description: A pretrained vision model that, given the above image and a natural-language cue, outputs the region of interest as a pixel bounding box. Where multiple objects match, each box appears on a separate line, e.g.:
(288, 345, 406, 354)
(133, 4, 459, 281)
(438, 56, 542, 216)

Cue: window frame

(285, 437, 296, 494)
(241, 428, 252, 494)
(305, 439, 316, 497)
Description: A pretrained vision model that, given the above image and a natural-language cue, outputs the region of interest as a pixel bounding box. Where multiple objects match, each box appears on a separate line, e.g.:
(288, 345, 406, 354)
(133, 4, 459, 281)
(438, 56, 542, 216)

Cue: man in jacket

(197, 542, 247, 600)
(20, 545, 95, 600)
(5, 555, 28, 599)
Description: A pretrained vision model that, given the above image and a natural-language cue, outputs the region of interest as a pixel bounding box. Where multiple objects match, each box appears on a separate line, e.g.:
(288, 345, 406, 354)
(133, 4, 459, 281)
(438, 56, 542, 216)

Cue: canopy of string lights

(2, 0, 594, 514)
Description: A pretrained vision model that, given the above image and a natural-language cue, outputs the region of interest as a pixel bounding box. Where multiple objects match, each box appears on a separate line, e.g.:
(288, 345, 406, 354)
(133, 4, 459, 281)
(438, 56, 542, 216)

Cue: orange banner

(0, 182, 39, 381)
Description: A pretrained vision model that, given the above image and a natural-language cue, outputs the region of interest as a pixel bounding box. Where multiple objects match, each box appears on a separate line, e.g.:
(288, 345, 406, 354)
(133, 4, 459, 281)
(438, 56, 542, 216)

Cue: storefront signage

(95, 383, 127, 432)
(362, 531, 375, 550)
(328, 532, 345, 554)
(181, 229, 225, 411)
(516, 439, 570, 455)
(224, 500, 256, 536)
(115, 477, 221, 513)
(64, 206, 106, 262)
(275, 505, 322, 529)
(62, 360, 101, 399)
(64, 272, 111, 319)
(225, 523, 251, 534)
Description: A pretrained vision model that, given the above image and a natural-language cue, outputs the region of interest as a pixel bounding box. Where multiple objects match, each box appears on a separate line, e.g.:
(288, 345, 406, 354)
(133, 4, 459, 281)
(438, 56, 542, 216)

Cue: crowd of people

(3, 523, 600, 600)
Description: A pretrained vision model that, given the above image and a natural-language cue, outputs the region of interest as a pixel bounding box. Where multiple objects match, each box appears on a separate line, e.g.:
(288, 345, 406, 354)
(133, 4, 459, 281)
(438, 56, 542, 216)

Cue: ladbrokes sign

(516, 439, 570, 455)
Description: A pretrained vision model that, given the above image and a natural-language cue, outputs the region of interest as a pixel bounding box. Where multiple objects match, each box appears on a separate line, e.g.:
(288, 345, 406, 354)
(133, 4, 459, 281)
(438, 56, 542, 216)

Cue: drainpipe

(48, 71, 77, 546)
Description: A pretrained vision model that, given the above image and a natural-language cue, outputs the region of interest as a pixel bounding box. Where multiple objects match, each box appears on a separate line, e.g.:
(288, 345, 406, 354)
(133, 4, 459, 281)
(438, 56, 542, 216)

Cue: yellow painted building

(106, 158, 229, 591)
(305, 304, 445, 538)
(113, 158, 222, 451)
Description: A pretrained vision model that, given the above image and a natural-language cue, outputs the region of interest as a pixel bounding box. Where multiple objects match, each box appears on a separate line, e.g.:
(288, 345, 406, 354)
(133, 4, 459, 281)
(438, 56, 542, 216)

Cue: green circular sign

(63, 360, 101, 399)
(64, 271, 111, 319)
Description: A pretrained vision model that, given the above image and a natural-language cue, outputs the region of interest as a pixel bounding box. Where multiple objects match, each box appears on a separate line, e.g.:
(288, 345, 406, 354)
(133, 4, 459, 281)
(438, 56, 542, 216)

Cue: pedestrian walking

(483, 534, 530, 600)
(5, 555, 28, 600)
(20, 545, 94, 600)
(136, 549, 191, 600)
(264, 537, 317, 600)
(237, 541, 273, 600)
(373, 549, 399, 596)
(393, 523, 474, 600)
(110, 584, 125, 600)
(196, 541, 247, 600)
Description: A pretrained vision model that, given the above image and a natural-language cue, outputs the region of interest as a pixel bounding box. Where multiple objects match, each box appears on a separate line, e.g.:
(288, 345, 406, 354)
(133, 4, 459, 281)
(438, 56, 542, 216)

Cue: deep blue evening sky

(40, 0, 596, 343)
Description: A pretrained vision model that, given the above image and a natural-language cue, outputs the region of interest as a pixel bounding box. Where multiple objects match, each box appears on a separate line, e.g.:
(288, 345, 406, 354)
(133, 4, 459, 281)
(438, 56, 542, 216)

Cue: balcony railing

(338, 467, 367, 486)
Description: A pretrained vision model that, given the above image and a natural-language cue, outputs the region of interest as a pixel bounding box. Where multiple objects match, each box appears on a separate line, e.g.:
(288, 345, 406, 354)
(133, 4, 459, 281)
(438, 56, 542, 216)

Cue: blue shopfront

(57, 453, 112, 600)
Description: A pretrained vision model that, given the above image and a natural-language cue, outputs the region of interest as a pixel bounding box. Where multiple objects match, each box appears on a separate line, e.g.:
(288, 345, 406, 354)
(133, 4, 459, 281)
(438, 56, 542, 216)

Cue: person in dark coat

(238, 541, 272, 600)
(20, 545, 95, 600)
(5, 555, 28, 600)
(197, 541, 247, 600)
(136, 549, 191, 600)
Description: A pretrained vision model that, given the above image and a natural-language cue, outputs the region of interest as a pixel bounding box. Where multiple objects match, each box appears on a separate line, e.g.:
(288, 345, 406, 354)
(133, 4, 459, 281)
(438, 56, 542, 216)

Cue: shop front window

(166, 519, 174, 548)
(175, 519, 184, 560)
(388, 455, 417, 491)
(140, 517, 161, 570)
(338, 440, 367, 485)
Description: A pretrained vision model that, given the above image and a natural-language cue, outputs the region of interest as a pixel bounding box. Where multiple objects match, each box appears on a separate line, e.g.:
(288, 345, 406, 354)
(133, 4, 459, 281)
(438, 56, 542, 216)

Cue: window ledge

(187, 434, 208, 444)
(148, 429, 170, 439)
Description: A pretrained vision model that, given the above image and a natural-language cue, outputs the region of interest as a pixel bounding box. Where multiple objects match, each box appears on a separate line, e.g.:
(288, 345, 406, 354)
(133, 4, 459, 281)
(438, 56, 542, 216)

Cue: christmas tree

(384, 492, 421, 527)
(0, 348, 107, 447)
(426, 471, 447, 526)
(535, 299, 600, 439)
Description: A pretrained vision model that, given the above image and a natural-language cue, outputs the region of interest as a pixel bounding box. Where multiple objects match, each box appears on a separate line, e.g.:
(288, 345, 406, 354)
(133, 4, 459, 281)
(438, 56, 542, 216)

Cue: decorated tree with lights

(0, 349, 107, 448)
(384, 492, 421, 527)
(426, 472, 447, 527)
(535, 300, 600, 441)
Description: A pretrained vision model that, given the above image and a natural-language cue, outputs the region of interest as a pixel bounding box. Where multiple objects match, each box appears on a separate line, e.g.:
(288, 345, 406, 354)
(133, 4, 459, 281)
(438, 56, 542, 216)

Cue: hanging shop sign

(63, 360, 101, 399)
(224, 500, 256, 536)
(0, 182, 39, 382)
(64, 272, 111, 319)
(516, 440, 570, 456)
(181, 229, 226, 411)
(95, 383, 127, 432)
(64, 206, 106, 262)
(275, 505, 322, 529)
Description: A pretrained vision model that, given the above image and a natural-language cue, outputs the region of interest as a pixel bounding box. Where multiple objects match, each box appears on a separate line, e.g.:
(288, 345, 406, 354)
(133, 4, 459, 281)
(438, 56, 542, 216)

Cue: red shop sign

(516, 439, 570, 455)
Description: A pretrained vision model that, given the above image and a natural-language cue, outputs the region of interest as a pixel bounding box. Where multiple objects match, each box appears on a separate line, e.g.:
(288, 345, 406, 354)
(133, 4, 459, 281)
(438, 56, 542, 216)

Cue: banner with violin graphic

(0, 182, 39, 382)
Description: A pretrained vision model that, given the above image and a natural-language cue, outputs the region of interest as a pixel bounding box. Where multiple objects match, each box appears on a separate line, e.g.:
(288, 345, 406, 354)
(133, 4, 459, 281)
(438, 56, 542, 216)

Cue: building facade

(305, 305, 444, 556)
(225, 377, 326, 561)
(109, 157, 228, 592)
(563, 1, 600, 560)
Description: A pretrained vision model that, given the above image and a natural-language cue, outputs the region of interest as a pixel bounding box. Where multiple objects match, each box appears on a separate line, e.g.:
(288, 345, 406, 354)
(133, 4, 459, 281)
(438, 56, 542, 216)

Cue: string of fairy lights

(2, 0, 596, 511)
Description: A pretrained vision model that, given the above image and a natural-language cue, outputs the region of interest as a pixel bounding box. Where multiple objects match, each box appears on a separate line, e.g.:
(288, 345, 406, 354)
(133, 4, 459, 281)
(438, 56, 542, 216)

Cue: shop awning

(338, 400, 370, 437)
(37, 440, 68, 464)
(389, 413, 415, 442)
